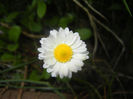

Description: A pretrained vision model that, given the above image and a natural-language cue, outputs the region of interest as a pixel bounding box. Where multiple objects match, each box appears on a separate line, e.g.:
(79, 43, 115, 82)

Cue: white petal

(38, 48, 44, 52)
(59, 27, 63, 32)
(65, 33, 79, 46)
(43, 51, 53, 58)
(50, 30, 57, 38)
(86, 56, 89, 59)
(56, 28, 66, 43)
(51, 72, 56, 77)
(72, 54, 89, 60)
(72, 59, 84, 67)
(68, 71, 72, 78)
(44, 57, 56, 65)
(58, 64, 65, 78)
(43, 64, 49, 68)
(71, 39, 82, 49)
(64, 27, 72, 36)
(73, 48, 87, 53)
(52, 62, 61, 75)
(61, 64, 68, 77)
(38, 53, 45, 60)
(73, 43, 87, 53)
(40, 38, 46, 44)
(43, 37, 56, 49)
(68, 62, 78, 73)
(59, 73, 64, 79)
(47, 68, 53, 73)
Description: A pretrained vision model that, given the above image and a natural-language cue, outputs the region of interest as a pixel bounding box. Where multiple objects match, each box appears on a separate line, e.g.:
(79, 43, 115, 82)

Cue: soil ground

(0, 89, 73, 99)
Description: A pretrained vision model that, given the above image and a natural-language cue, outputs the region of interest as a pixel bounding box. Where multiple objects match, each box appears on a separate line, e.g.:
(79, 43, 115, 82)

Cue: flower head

(38, 27, 89, 78)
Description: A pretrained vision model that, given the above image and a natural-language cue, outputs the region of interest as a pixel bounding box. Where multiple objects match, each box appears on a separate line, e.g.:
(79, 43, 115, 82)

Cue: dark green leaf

(41, 69, 50, 80)
(29, 21, 42, 32)
(7, 43, 19, 52)
(31, 0, 37, 9)
(58, 18, 68, 28)
(8, 26, 21, 42)
(0, 40, 5, 48)
(109, 4, 121, 10)
(45, 16, 59, 27)
(58, 14, 74, 28)
(76, 28, 92, 40)
(4, 12, 19, 23)
(1, 53, 15, 62)
(37, 1, 47, 18)
(29, 70, 41, 81)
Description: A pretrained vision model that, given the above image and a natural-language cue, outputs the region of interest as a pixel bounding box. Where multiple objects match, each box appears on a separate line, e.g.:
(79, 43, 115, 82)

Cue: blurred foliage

(0, 0, 133, 99)
(76, 28, 92, 40)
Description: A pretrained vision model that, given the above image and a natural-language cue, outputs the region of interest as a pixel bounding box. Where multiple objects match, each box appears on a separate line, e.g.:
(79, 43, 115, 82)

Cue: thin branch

(104, 86, 106, 99)
(113, 91, 133, 95)
(0, 22, 44, 39)
(83, 0, 108, 21)
(0, 86, 8, 98)
(97, 33, 110, 58)
(117, 73, 133, 80)
(93, 18, 125, 68)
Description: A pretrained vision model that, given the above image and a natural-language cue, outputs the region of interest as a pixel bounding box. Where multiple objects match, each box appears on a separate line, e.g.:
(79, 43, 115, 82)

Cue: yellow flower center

(54, 44, 73, 63)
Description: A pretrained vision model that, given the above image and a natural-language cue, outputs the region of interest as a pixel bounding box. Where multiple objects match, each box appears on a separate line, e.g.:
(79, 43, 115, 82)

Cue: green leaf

(4, 12, 19, 23)
(1, 53, 15, 62)
(8, 26, 21, 42)
(109, 4, 121, 10)
(29, 70, 41, 81)
(76, 28, 92, 40)
(28, 21, 42, 32)
(45, 16, 59, 27)
(0, 40, 5, 48)
(123, 0, 132, 16)
(31, 0, 37, 9)
(37, 1, 47, 18)
(59, 14, 74, 28)
(7, 43, 19, 52)
(41, 69, 50, 80)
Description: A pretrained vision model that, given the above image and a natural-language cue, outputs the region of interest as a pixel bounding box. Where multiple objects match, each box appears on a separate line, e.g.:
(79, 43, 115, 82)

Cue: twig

(117, 73, 133, 80)
(113, 91, 133, 95)
(0, 22, 44, 39)
(97, 33, 110, 58)
(22, 31, 44, 38)
(83, 0, 108, 21)
(17, 66, 28, 99)
(93, 18, 125, 68)
(104, 86, 106, 99)
(0, 86, 8, 98)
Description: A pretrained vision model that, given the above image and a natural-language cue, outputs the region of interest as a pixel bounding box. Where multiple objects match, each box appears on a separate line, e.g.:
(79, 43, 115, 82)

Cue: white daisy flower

(38, 27, 89, 78)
